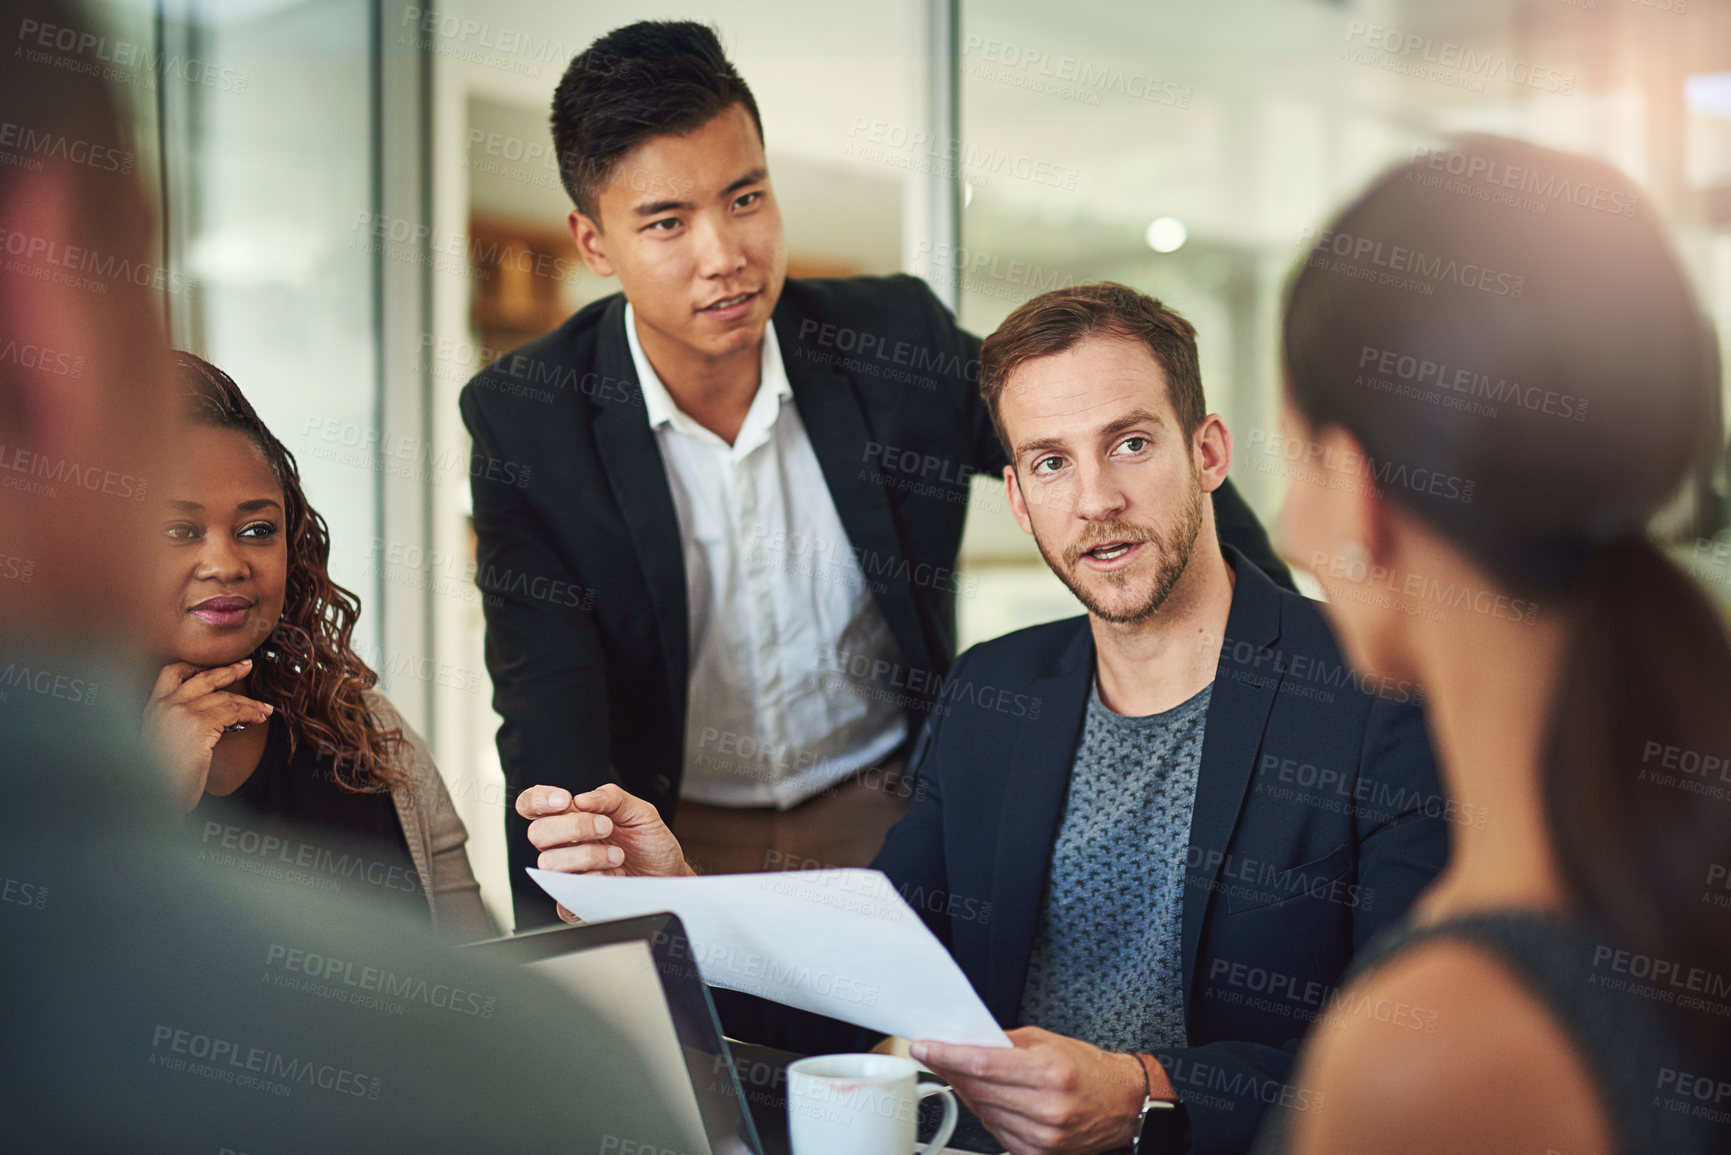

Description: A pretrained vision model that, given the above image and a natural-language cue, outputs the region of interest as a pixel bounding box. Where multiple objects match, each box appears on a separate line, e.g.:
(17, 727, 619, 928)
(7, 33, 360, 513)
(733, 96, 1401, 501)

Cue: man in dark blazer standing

(466, 21, 1292, 931)
(518, 282, 1449, 1155)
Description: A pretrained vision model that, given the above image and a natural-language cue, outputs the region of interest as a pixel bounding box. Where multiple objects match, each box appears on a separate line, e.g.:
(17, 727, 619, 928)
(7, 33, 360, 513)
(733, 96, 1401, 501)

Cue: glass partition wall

(952, 0, 1731, 641)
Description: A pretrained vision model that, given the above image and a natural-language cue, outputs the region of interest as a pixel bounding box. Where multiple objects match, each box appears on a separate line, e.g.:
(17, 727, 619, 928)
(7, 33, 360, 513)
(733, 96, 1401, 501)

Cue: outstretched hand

(516, 783, 695, 923)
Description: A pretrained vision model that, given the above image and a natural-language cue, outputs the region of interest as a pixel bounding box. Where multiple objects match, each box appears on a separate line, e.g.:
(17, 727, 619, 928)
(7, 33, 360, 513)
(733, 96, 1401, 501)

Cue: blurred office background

(96, 0, 1731, 925)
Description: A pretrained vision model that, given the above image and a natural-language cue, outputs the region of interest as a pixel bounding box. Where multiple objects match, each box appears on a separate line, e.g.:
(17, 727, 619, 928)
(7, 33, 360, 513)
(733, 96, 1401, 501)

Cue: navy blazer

(721, 546, 1448, 1155)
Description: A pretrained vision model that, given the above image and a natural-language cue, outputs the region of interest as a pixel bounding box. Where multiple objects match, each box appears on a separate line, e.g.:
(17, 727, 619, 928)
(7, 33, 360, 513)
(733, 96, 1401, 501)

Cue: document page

(528, 867, 1011, 1048)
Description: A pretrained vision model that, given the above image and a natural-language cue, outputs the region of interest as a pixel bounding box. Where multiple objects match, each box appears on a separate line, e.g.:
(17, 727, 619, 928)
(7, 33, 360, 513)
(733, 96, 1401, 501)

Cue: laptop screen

(467, 913, 760, 1155)
(528, 939, 715, 1152)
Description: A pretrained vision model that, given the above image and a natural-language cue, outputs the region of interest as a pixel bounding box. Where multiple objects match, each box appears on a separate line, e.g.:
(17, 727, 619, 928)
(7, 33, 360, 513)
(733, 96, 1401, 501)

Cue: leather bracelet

(1134, 1053, 1165, 1100)
(1128, 1056, 1192, 1155)
(1123, 1053, 1157, 1153)
(1104, 1056, 1158, 1155)
(1121, 1059, 1190, 1155)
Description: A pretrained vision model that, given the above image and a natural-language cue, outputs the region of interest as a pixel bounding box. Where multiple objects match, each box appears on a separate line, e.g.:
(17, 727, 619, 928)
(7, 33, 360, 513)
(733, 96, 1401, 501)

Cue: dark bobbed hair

(551, 20, 762, 219)
(173, 352, 402, 792)
(1283, 135, 1728, 1062)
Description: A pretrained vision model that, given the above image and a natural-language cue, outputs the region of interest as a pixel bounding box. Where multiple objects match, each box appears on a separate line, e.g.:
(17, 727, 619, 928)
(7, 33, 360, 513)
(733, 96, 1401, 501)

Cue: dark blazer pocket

(1221, 841, 1355, 916)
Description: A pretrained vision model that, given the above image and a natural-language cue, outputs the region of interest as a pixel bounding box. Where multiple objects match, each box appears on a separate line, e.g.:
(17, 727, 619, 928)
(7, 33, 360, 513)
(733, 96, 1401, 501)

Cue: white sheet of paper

(527, 867, 1011, 1048)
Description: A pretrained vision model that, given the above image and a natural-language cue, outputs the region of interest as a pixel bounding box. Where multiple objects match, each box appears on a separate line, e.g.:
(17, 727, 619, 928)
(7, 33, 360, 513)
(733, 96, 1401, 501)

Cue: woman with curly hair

(142, 351, 496, 942)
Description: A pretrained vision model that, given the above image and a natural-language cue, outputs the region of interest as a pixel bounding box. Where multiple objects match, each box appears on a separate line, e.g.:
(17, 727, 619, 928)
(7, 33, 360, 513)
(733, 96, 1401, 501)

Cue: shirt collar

(624, 303, 791, 444)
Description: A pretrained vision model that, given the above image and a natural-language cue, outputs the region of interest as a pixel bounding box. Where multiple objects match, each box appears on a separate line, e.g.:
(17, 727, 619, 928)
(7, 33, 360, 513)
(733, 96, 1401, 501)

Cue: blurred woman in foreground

(1261, 135, 1729, 1155)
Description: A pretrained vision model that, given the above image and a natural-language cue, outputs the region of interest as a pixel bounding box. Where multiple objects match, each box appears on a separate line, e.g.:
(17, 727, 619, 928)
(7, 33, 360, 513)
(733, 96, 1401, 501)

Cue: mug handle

(915, 1082, 959, 1155)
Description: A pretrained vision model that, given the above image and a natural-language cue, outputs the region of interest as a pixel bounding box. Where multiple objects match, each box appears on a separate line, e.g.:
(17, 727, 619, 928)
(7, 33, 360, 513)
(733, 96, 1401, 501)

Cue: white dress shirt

(624, 305, 908, 809)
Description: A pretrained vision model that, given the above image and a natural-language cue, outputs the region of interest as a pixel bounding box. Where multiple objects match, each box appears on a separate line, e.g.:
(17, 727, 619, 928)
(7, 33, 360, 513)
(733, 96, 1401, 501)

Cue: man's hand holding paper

(518, 784, 1007, 1048)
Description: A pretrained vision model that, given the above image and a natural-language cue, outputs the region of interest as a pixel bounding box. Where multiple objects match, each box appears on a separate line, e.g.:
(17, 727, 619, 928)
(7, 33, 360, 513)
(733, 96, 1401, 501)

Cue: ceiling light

(1145, 216, 1187, 253)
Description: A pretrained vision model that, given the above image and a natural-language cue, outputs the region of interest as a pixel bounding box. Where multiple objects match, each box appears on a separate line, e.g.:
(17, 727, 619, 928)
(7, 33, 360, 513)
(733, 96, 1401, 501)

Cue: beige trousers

(670, 756, 910, 876)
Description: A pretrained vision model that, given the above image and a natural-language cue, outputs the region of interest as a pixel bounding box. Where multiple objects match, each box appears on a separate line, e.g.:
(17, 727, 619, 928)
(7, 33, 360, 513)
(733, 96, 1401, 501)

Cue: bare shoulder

(1284, 938, 1612, 1155)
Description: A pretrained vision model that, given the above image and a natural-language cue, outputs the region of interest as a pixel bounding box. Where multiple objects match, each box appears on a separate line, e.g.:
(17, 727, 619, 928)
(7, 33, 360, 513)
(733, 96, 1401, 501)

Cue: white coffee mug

(786, 1053, 958, 1155)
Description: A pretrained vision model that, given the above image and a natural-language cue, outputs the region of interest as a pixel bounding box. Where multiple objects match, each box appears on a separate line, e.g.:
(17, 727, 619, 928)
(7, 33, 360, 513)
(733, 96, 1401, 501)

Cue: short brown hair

(979, 282, 1205, 454)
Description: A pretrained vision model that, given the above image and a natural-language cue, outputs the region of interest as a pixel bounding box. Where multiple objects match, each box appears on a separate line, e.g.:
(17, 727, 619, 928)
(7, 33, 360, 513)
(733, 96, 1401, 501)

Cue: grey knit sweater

(1017, 680, 1212, 1052)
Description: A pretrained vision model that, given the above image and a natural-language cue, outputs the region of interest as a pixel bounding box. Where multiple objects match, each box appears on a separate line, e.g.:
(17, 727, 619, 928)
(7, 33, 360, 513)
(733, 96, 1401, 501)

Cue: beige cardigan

(367, 690, 499, 943)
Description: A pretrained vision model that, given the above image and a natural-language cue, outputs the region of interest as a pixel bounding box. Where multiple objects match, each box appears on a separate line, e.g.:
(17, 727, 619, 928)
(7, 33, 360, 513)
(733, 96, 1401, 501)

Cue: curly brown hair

(173, 351, 403, 792)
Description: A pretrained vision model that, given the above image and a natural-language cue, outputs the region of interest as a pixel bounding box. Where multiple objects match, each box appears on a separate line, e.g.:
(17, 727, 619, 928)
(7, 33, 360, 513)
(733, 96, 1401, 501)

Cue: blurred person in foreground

(1254, 136, 1730, 1155)
(0, 2, 675, 1149)
(144, 352, 494, 942)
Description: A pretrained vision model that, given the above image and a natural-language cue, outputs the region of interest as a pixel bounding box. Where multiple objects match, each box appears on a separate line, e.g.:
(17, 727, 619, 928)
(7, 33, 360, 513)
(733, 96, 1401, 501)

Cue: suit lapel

(981, 622, 1094, 1025)
(774, 298, 932, 675)
(1180, 548, 1285, 1013)
(590, 299, 689, 721)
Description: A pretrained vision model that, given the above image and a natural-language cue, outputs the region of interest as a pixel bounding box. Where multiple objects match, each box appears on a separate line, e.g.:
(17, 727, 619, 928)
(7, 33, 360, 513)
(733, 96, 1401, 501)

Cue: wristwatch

(1132, 1095, 1192, 1155)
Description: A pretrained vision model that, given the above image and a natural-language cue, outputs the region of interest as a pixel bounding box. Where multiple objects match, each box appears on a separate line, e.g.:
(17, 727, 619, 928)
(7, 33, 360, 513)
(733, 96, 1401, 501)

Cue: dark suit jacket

(461, 275, 1295, 929)
(719, 546, 1448, 1155)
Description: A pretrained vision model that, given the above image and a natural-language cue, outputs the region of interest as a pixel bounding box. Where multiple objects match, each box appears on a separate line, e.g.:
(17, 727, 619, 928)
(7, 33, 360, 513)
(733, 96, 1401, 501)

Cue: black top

(1251, 909, 1720, 1155)
(190, 718, 426, 922)
(461, 274, 1297, 929)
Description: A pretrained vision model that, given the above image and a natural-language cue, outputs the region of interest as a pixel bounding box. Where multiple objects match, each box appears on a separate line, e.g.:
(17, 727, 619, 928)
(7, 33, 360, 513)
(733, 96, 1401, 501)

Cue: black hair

(1283, 135, 1729, 1066)
(550, 20, 762, 219)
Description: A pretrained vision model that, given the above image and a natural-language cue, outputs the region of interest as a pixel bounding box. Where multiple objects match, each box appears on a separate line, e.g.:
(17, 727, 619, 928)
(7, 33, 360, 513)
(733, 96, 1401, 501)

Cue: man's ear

(568, 208, 614, 277)
(1004, 465, 1034, 536)
(1193, 413, 1232, 494)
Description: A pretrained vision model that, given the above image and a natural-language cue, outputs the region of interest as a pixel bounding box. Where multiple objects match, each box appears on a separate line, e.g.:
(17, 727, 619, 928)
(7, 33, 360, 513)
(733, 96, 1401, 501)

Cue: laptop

(468, 912, 764, 1155)
(470, 912, 994, 1155)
